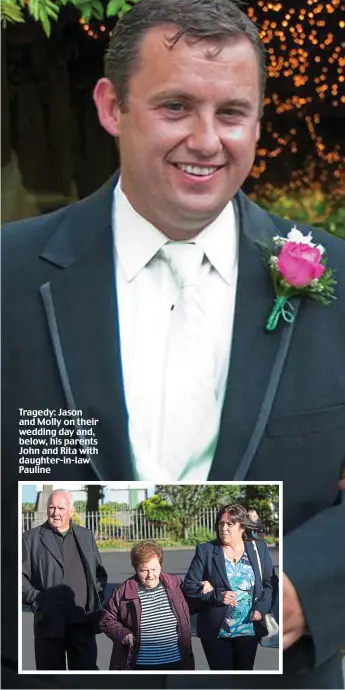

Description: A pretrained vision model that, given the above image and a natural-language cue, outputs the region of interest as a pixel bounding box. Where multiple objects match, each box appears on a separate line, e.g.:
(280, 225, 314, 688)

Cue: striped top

(136, 582, 181, 665)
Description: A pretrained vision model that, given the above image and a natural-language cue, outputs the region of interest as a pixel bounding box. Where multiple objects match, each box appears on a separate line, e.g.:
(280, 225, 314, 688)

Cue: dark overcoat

(22, 521, 107, 637)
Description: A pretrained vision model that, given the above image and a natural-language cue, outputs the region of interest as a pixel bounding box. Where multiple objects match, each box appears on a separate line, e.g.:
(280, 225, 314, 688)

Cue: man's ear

(93, 77, 122, 137)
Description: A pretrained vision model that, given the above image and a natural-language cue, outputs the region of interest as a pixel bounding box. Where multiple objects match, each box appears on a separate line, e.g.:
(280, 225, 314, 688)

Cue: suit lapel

(72, 526, 95, 595)
(39, 177, 133, 481)
(245, 540, 262, 601)
(40, 523, 64, 568)
(214, 540, 263, 599)
(212, 543, 230, 590)
(209, 192, 299, 480)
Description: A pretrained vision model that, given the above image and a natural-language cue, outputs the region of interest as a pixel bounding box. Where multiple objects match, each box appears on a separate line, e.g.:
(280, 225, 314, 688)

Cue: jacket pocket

(267, 404, 345, 437)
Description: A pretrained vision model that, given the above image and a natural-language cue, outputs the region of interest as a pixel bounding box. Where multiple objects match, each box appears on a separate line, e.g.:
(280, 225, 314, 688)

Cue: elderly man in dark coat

(22, 489, 107, 670)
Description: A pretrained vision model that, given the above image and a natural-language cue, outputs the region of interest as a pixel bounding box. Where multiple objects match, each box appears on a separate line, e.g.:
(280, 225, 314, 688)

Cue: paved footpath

(22, 547, 280, 671)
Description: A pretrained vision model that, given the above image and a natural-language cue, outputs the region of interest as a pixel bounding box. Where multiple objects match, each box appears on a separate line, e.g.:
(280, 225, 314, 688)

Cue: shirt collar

(50, 527, 72, 539)
(113, 179, 238, 285)
(114, 181, 167, 282)
(193, 201, 238, 285)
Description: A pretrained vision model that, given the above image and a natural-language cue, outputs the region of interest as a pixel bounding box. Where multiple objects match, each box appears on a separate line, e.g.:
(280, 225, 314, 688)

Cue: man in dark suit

(22, 489, 107, 670)
(2, 0, 345, 688)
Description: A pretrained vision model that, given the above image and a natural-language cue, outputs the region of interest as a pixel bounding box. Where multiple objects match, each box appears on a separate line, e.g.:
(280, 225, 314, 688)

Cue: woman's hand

(200, 580, 214, 594)
(251, 610, 262, 621)
(221, 590, 236, 606)
(122, 633, 134, 647)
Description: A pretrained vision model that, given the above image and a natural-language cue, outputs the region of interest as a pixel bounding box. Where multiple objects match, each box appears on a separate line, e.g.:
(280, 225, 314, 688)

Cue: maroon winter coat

(100, 572, 195, 670)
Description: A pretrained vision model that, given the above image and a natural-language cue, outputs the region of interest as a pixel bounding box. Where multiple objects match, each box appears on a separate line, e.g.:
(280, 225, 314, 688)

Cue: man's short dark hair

(105, 0, 266, 115)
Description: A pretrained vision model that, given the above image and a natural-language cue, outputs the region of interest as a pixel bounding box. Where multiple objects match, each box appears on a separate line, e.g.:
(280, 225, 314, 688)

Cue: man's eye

(165, 102, 185, 113)
(219, 109, 242, 118)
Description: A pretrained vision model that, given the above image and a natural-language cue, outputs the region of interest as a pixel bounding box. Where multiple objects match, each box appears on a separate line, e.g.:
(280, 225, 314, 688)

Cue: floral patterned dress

(218, 551, 256, 638)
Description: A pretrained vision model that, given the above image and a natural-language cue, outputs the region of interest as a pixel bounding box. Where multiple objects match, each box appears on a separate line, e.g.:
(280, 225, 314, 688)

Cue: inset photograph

(20, 481, 281, 674)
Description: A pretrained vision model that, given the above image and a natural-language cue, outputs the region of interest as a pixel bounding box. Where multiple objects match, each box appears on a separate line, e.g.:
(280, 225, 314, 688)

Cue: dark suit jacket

(22, 521, 107, 637)
(182, 540, 274, 640)
(2, 176, 345, 688)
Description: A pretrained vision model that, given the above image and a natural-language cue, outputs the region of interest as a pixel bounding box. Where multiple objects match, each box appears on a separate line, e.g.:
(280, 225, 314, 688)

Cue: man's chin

(171, 196, 229, 226)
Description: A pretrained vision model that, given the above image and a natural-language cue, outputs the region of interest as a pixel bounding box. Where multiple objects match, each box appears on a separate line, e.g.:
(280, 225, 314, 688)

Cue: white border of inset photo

(19, 480, 283, 675)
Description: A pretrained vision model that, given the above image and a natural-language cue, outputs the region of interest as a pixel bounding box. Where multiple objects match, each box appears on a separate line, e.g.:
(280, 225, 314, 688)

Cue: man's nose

(186, 116, 222, 157)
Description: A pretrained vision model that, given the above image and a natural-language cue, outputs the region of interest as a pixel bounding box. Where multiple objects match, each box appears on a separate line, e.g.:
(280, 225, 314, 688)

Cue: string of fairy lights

(78, 0, 345, 191)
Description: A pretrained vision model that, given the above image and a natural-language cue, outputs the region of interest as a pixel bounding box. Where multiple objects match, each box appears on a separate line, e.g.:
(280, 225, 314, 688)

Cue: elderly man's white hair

(47, 489, 74, 509)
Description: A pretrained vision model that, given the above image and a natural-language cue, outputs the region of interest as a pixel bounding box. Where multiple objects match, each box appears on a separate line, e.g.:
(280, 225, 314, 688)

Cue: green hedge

(96, 535, 279, 550)
(250, 188, 345, 240)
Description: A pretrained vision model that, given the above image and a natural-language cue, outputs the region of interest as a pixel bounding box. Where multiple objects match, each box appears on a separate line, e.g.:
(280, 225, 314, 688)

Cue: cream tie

(159, 242, 219, 479)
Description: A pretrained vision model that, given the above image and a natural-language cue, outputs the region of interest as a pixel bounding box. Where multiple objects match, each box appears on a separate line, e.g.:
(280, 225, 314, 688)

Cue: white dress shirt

(113, 181, 239, 480)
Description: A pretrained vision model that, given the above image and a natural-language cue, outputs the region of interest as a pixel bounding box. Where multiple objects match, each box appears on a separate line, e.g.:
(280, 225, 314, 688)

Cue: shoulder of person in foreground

(2, 177, 115, 257)
(188, 539, 219, 562)
(72, 523, 106, 556)
(194, 539, 218, 552)
(160, 571, 183, 588)
(108, 575, 138, 602)
(2, 203, 75, 253)
(254, 538, 275, 573)
(101, 577, 134, 618)
(100, 579, 134, 642)
(71, 522, 94, 538)
(182, 541, 225, 609)
(22, 523, 44, 542)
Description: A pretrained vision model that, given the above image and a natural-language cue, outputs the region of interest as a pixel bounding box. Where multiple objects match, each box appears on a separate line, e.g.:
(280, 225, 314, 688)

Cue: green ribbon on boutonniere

(265, 296, 295, 332)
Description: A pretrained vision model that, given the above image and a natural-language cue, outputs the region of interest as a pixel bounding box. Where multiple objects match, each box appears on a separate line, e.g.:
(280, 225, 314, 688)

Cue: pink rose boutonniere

(265, 225, 337, 332)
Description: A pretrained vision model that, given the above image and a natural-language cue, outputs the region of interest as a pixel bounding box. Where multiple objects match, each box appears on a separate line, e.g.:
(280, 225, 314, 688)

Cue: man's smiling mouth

(172, 163, 224, 177)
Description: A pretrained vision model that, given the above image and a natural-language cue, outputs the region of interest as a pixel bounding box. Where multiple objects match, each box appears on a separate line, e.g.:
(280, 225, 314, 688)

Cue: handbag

(252, 541, 279, 648)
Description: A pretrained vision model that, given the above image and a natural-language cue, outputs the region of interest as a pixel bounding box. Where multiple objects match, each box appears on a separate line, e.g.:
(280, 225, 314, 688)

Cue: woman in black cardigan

(182, 504, 275, 671)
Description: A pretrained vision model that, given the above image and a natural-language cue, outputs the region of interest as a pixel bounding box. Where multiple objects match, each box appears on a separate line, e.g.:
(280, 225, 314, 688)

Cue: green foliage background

(22, 502, 36, 512)
(139, 484, 279, 541)
(2, 0, 344, 232)
(250, 187, 345, 240)
(1, 0, 140, 36)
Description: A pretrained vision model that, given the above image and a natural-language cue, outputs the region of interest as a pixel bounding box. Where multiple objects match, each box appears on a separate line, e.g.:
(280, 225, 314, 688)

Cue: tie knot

(160, 242, 204, 288)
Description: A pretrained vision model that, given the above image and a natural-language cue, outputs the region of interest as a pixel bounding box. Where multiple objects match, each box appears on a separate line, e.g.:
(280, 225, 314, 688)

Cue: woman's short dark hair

(130, 540, 163, 569)
(105, 0, 266, 115)
(215, 503, 253, 540)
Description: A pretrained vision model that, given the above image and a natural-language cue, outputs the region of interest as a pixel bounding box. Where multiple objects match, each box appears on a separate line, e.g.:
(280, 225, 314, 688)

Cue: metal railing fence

(21, 507, 220, 541)
(22, 507, 278, 541)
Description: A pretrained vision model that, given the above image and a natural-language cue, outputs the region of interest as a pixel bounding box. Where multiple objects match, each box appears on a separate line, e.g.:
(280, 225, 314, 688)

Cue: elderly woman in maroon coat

(100, 540, 195, 671)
